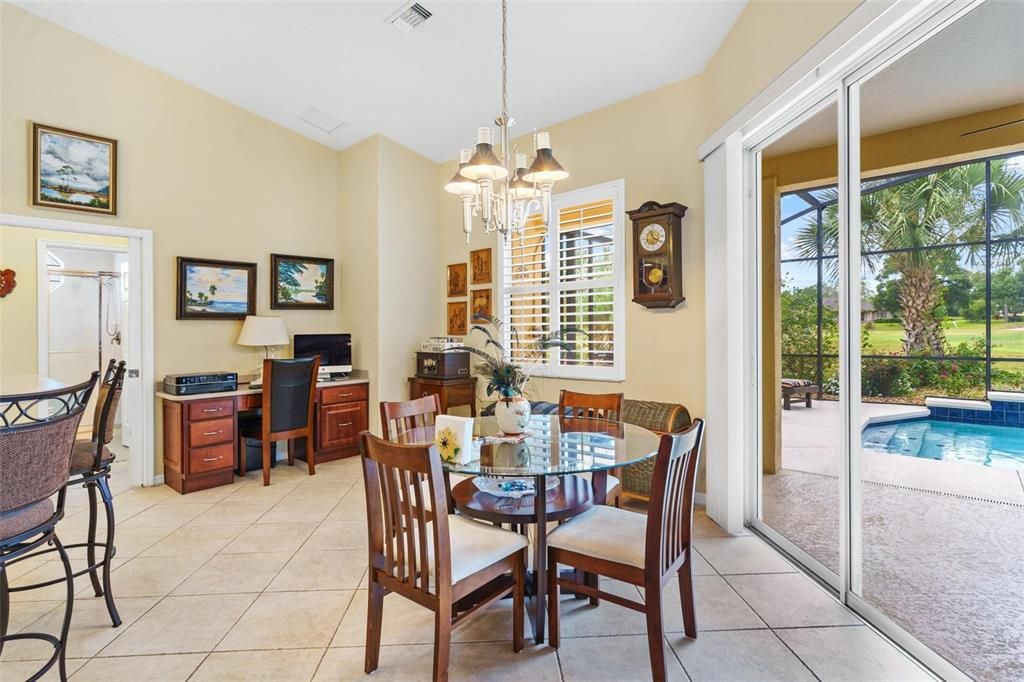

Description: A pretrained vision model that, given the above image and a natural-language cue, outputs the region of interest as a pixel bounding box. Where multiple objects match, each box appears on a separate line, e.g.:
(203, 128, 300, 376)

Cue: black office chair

(237, 357, 320, 486)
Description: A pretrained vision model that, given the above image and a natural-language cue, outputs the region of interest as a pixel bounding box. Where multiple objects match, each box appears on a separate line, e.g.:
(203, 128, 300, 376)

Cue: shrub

(861, 359, 913, 397)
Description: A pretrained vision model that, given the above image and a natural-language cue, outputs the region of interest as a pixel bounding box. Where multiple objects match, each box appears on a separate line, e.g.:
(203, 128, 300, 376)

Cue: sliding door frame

(737, 1, 988, 680)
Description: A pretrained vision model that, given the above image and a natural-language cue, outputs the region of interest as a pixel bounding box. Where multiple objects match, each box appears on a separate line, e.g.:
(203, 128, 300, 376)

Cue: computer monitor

(293, 333, 352, 376)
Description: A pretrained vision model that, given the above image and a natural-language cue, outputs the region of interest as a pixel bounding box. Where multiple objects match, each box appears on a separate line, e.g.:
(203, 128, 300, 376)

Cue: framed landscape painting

(271, 253, 334, 310)
(176, 257, 256, 320)
(32, 123, 117, 215)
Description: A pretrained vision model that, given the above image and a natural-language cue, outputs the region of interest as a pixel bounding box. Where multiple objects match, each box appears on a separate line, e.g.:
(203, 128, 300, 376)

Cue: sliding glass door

(753, 1, 1024, 679)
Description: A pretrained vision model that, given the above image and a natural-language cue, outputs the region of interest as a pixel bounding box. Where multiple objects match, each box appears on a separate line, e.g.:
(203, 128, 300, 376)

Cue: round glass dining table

(394, 413, 662, 643)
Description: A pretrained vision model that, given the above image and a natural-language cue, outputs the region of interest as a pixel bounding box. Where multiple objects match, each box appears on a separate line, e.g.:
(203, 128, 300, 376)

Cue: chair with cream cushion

(546, 419, 705, 682)
(380, 395, 469, 512)
(360, 432, 527, 682)
(558, 390, 624, 506)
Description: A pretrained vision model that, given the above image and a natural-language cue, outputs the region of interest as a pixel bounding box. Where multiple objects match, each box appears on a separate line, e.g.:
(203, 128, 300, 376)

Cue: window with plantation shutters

(499, 180, 625, 381)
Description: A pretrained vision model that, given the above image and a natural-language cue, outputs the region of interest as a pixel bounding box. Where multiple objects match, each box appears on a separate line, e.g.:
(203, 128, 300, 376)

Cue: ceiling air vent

(299, 107, 345, 134)
(389, 2, 432, 33)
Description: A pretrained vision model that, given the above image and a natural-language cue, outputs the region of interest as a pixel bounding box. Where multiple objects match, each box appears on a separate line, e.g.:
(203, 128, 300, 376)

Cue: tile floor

(2, 457, 933, 681)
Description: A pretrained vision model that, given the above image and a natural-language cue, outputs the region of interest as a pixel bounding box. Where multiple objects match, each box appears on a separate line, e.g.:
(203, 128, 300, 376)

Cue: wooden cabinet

(317, 401, 367, 451)
(408, 376, 478, 417)
(163, 396, 237, 494)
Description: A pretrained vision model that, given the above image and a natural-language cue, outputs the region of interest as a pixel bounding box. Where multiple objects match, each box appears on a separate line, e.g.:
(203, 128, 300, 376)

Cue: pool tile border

(928, 400, 1024, 428)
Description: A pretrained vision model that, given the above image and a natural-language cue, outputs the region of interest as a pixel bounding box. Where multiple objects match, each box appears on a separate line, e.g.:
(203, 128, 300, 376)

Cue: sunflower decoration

(435, 426, 460, 463)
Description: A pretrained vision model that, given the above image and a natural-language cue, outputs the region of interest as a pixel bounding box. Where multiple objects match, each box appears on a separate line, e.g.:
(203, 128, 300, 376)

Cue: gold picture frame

(471, 288, 492, 319)
(447, 262, 467, 297)
(470, 248, 492, 284)
(447, 301, 468, 336)
(32, 123, 118, 216)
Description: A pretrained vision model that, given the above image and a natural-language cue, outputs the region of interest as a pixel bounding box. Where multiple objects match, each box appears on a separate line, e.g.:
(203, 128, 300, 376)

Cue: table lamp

(237, 315, 289, 386)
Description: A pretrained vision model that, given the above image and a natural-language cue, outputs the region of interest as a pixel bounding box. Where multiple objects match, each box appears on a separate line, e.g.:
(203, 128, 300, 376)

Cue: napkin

(435, 415, 474, 465)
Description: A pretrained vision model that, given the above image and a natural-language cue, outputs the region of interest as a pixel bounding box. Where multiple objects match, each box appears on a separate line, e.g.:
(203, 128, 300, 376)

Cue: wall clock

(627, 200, 687, 308)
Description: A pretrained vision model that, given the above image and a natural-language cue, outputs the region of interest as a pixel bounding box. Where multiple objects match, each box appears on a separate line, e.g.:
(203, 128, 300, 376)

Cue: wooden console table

(157, 378, 369, 494)
(408, 375, 477, 416)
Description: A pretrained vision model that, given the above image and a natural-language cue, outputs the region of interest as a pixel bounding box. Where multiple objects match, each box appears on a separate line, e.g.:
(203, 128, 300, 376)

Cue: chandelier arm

(501, 0, 508, 122)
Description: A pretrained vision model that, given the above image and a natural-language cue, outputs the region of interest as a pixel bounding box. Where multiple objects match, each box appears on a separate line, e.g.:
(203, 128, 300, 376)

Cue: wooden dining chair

(558, 390, 625, 506)
(360, 432, 528, 682)
(380, 394, 443, 440)
(545, 419, 705, 682)
(238, 357, 319, 486)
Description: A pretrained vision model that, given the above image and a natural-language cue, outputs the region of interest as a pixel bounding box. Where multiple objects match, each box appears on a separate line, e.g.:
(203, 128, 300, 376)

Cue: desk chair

(558, 389, 625, 507)
(238, 357, 319, 486)
(546, 420, 705, 682)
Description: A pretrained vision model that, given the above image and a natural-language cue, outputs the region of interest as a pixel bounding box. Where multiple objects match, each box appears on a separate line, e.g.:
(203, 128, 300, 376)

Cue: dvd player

(163, 372, 238, 396)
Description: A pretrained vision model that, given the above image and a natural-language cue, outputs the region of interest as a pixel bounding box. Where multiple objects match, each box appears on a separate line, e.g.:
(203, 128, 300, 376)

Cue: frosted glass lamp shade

(237, 316, 289, 347)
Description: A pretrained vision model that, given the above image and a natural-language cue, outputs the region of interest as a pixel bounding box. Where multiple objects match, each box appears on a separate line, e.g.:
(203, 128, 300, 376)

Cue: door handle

(339, 422, 353, 427)
(202, 408, 221, 413)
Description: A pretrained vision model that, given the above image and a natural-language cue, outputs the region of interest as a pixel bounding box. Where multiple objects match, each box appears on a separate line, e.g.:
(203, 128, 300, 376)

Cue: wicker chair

(0, 373, 98, 681)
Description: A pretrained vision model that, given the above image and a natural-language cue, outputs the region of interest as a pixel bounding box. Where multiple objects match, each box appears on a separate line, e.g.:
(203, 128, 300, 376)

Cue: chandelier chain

(501, 0, 508, 121)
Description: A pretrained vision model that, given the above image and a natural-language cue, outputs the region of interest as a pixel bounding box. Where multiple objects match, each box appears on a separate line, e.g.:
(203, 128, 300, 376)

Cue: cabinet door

(318, 401, 367, 451)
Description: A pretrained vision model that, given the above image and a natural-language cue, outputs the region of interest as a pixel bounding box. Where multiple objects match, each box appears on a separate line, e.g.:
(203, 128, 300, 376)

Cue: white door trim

(2, 213, 156, 488)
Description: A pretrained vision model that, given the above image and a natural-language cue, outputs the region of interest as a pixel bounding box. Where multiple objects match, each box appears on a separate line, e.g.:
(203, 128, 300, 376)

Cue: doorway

(0, 213, 155, 488)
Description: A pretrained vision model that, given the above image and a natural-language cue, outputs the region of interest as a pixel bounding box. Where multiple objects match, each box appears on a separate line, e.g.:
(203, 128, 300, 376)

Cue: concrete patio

(763, 399, 1024, 681)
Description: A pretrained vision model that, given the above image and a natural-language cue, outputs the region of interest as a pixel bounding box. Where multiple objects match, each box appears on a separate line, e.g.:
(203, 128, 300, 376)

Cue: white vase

(495, 396, 531, 435)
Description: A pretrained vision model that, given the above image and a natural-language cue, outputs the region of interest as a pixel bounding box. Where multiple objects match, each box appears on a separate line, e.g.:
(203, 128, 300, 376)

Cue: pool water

(862, 419, 1024, 470)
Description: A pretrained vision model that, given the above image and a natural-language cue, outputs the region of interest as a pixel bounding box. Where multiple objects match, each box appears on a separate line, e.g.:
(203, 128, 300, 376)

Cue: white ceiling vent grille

(299, 107, 345, 134)
(389, 3, 432, 33)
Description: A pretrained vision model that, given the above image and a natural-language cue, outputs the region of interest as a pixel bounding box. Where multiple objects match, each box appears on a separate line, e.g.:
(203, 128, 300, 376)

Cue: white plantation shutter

(500, 180, 625, 381)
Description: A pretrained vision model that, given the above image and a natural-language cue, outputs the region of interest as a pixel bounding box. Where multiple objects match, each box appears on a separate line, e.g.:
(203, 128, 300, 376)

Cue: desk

(157, 377, 369, 494)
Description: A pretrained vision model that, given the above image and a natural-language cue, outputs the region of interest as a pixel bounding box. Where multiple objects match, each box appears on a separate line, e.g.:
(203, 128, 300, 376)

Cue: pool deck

(764, 399, 1024, 681)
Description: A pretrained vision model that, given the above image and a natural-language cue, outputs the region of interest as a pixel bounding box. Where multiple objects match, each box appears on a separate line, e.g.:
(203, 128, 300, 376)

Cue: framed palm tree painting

(271, 253, 334, 310)
(32, 123, 117, 215)
(176, 257, 256, 320)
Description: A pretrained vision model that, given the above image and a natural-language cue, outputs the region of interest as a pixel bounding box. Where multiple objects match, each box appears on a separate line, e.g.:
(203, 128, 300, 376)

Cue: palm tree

(209, 284, 217, 299)
(794, 158, 1024, 354)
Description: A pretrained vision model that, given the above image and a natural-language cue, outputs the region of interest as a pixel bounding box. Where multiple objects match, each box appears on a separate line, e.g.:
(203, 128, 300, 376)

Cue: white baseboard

(695, 491, 707, 507)
(151, 474, 164, 486)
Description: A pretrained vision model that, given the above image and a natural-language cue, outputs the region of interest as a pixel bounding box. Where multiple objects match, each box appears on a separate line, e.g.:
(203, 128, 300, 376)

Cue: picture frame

(271, 253, 335, 310)
(470, 248, 492, 284)
(447, 262, 468, 297)
(176, 257, 257, 320)
(32, 123, 118, 216)
(447, 301, 468, 336)
(471, 288, 492, 319)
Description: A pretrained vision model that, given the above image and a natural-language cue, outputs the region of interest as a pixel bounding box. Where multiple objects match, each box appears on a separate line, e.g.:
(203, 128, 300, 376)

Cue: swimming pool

(862, 418, 1024, 469)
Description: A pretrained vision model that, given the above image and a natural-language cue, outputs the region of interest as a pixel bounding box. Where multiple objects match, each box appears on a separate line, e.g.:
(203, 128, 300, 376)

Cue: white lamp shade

(237, 316, 289, 347)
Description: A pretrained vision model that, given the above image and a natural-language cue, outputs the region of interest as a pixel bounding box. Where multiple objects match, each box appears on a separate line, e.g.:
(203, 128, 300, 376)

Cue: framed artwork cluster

(446, 247, 493, 336)
(176, 253, 335, 320)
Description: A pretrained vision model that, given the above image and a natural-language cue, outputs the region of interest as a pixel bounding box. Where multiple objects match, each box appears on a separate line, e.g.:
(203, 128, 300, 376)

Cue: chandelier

(444, 0, 569, 243)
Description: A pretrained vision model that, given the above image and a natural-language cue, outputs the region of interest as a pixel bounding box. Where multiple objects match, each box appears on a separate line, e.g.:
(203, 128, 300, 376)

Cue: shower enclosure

(44, 246, 127, 435)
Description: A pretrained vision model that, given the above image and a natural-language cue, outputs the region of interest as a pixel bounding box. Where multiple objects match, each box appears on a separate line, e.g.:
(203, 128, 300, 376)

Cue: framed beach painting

(176, 257, 257, 320)
(32, 123, 117, 215)
(271, 254, 334, 310)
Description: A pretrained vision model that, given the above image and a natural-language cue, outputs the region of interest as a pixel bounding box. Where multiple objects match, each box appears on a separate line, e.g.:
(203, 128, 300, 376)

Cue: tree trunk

(898, 265, 945, 354)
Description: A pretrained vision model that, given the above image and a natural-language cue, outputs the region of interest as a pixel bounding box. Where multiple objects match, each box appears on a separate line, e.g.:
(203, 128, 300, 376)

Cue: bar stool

(0, 373, 98, 681)
(6, 361, 127, 628)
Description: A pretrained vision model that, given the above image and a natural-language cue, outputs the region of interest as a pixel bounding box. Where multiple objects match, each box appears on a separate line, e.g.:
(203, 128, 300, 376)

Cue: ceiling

(765, 0, 1024, 156)
(14, 1, 747, 161)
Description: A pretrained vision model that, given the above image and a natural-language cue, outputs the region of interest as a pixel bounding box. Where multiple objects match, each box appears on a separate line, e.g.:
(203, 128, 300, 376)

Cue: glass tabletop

(393, 414, 662, 477)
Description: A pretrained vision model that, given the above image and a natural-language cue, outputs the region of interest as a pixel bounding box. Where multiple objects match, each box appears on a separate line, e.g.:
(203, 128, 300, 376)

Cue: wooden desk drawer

(189, 416, 234, 448)
(321, 383, 368, 405)
(188, 399, 235, 421)
(189, 443, 234, 474)
(444, 383, 475, 405)
(318, 401, 367, 451)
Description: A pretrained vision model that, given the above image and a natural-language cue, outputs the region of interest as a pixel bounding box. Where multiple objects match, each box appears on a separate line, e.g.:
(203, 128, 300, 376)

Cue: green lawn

(863, 318, 1024, 358)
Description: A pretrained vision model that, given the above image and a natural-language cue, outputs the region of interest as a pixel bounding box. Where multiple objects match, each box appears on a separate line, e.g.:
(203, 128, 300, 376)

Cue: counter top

(156, 376, 369, 402)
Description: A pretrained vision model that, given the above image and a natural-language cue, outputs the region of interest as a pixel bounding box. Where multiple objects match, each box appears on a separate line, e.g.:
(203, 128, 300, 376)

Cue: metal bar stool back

(0, 373, 98, 681)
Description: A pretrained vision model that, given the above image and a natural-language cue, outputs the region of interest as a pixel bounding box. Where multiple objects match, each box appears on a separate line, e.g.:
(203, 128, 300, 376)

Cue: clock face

(639, 223, 667, 252)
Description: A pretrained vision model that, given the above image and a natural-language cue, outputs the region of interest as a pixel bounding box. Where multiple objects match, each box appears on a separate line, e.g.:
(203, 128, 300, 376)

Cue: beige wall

(702, 0, 861, 137)
(438, 77, 709, 420)
(0, 226, 127, 378)
(1, 3, 344, 384)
